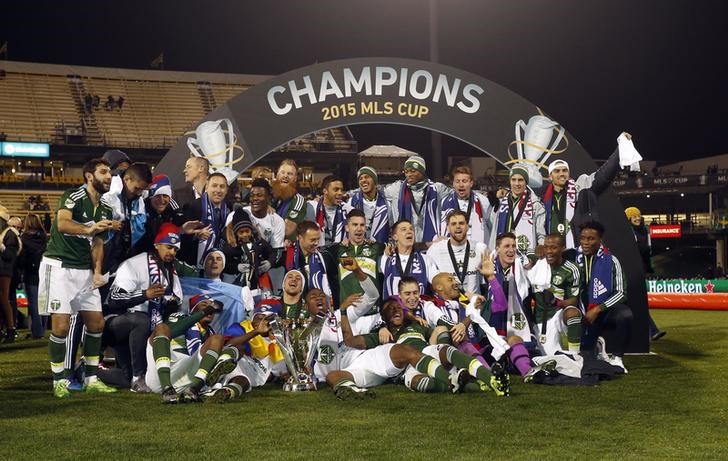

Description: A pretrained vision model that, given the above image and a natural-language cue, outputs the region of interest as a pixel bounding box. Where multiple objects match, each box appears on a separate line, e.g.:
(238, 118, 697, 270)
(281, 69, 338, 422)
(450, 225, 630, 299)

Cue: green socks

(49, 334, 68, 381)
(191, 350, 220, 390)
(566, 314, 582, 353)
(83, 331, 103, 381)
(414, 355, 450, 383)
(152, 335, 172, 389)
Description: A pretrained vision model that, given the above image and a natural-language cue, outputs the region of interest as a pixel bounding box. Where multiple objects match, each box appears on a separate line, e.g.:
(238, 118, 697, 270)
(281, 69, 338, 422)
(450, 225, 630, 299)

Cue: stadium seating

(0, 190, 63, 220)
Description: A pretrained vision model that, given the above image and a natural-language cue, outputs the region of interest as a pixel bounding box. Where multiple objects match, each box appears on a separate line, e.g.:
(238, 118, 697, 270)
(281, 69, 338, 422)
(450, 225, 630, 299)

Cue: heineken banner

(647, 279, 728, 311)
(155, 57, 649, 352)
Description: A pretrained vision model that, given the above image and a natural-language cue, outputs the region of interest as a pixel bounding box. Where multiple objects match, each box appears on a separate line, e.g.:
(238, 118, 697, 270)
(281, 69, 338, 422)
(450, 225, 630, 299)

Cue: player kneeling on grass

(326, 297, 469, 400)
(144, 294, 225, 403)
(201, 300, 287, 403)
(376, 298, 510, 396)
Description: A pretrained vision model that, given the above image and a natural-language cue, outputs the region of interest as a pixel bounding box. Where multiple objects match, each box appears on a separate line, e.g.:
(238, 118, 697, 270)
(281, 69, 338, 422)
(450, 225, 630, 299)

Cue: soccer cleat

(524, 359, 558, 383)
(84, 379, 118, 394)
(608, 355, 628, 374)
(180, 387, 202, 403)
(334, 384, 375, 401)
(651, 330, 667, 341)
(161, 386, 179, 404)
(489, 362, 511, 397)
(206, 357, 237, 386)
(203, 387, 234, 404)
(130, 377, 152, 394)
(596, 336, 609, 362)
(67, 376, 84, 392)
(449, 368, 469, 394)
(53, 379, 72, 398)
(476, 379, 492, 393)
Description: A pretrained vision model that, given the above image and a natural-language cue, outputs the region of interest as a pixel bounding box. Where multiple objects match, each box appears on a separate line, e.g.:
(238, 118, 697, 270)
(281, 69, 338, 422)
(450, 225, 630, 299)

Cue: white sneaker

(596, 337, 609, 362)
(608, 355, 628, 374)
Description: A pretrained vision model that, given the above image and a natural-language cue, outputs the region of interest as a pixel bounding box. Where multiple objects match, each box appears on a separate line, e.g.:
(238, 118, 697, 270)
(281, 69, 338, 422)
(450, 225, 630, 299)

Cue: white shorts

(144, 344, 202, 393)
(536, 308, 576, 355)
(38, 257, 102, 315)
(221, 356, 272, 390)
(403, 344, 447, 388)
(343, 343, 403, 388)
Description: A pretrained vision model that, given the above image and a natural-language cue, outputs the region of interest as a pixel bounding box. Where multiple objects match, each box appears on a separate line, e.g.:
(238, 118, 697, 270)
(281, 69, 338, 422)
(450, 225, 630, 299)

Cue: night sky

(3, 0, 727, 164)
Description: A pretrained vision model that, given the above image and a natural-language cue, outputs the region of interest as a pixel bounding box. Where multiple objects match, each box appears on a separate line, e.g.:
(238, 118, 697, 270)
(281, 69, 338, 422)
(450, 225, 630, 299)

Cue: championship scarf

(494, 254, 533, 342)
(542, 179, 577, 247)
(314, 200, 345, 244)
(382, 249, 429, 300)
(198, 192, 228, 264)
(496, 189, 536, 251)
(440, 191, 484, 239)
(285, 243, 330, 295)
(147, 252, 182, 330)
(398, 180, 439, 242)
(576, 244, 614, 306)
(349, 190, 389, 244)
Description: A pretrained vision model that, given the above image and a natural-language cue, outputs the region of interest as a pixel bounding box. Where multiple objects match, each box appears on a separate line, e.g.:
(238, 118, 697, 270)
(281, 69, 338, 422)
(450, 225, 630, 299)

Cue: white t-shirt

(244, 206, 285, 248)
(427, 239, 488, 294)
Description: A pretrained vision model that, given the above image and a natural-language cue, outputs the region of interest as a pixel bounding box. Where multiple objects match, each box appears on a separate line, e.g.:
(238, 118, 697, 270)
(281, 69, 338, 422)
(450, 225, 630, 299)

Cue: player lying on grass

(144, 294, 227, 403)
(362, 297, 511, 396)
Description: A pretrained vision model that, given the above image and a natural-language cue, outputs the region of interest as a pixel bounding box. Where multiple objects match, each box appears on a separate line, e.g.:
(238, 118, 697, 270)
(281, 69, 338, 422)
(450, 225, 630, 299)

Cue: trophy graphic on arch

(507, 113, 569, 188)
(185, 118, 245, 184)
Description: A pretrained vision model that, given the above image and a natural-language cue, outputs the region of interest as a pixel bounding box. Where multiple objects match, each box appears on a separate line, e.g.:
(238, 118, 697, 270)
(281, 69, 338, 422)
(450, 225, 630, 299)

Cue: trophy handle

(540, 124, 565, 167)
(186, 136, 204, 158)
(514, 119, 527, 160)
(223, 118, 236, 165)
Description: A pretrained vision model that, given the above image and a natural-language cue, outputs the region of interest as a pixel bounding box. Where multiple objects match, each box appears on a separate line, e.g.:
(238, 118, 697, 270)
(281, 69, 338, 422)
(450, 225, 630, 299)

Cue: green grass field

(1, 309, 727, 460)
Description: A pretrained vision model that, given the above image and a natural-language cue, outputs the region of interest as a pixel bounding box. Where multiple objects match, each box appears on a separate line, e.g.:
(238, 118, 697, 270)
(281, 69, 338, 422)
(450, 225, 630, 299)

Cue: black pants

(104, 311, 151, 381)
(581, 303, 634, 357)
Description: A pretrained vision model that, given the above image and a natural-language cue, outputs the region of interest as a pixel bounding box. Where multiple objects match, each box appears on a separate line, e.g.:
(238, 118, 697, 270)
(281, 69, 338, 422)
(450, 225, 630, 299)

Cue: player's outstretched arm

(339, 308, 368, 349)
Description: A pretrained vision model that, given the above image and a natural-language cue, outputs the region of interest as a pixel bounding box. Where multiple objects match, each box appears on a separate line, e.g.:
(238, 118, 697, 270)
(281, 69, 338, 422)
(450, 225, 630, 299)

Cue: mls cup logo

(185, 118, 244, 184)
(507, 113, 569, 188)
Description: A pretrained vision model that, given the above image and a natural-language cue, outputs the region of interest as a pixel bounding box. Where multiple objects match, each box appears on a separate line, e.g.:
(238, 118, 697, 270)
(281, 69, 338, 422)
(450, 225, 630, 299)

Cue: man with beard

(379, 220, 437, 300)
(106, 223, 184, 392)
(271, 159, 309, 240)
(346, 166, 389, 244)
(440, 166, 493, 244)
(576, 221, 632, 372)
(285, 220, 332, 297)
(489, 164, 546, 257)
(39, 158, 120, 398)
(382, 155, 450, 246)
(428, 210, 489, 295)
(306, 175, 350, 248)
(179, 172, 229, 268)
(330, 209, 384, 306)
(541, 133, 637, 254)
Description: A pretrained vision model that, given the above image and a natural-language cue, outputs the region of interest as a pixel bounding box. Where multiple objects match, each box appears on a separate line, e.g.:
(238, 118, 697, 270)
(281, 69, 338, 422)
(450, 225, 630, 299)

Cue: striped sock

(49, 334, 68, 381)
(566, 315, 583, 353)
(191, 350, 220, 390)
(83, 331, 103, 383)
(334, 379, 357, 390)
(436, 330, 451, 345)
(414, 355, 450, 384)
(413, 376, 448, 393)
(218, 346, 239, 363)
(225, 382, 245, 398)
(152, 335, 172, 389)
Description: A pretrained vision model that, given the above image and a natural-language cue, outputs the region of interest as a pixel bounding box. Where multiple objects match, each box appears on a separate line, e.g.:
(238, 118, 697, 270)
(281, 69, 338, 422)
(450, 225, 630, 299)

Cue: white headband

(548, 159, 570, 174)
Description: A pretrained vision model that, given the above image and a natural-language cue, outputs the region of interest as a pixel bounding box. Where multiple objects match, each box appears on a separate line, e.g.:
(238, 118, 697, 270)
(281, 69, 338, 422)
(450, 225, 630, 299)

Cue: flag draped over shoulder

(180, 277, 246, 333)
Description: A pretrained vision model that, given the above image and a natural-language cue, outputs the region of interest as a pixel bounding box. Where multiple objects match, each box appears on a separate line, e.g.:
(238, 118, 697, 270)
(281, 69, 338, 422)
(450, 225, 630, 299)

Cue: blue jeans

(25, 284, 46, 338)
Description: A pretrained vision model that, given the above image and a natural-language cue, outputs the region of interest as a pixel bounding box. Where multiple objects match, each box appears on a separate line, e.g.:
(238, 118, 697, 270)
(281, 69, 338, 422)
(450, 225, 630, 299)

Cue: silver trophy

(268, 314, 323, 391)
(186, 118, 244, 184)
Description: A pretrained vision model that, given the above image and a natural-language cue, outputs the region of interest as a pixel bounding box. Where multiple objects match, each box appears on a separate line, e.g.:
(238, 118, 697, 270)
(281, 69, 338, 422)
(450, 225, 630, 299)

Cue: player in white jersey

(428, 210, 489, 295)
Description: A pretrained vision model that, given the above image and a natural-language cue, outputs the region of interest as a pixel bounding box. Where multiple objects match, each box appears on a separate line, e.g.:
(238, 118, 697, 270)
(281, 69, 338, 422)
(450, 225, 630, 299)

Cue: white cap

(548, 159, 570, 174)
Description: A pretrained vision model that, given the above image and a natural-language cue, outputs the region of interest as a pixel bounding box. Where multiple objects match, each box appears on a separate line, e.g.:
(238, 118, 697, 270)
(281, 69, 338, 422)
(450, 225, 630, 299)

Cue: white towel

(527, 258, 552, 293)
(617, 132, 643, 172)
(465, 296, 510, 360)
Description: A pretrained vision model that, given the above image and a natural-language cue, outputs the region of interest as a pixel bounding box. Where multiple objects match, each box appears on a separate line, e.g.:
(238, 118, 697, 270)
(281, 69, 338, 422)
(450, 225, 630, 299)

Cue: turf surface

(1, 309, 726, 460)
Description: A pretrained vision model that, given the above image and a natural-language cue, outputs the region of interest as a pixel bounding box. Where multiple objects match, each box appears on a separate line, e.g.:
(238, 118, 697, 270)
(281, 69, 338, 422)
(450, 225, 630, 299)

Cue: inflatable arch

(156, 58, 648, 353)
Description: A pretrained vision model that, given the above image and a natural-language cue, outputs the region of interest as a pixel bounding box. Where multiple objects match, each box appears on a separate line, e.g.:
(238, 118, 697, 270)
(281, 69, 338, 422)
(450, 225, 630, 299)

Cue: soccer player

(39, 158, 120, 398)
(530, 233, 582, 355)
(440, 165, 493, 244)
(106, 223, 184, 392)
(144, 294, 225, 403)
(306, 174, 350, 247)
(350, 296, 511, 396)
(379, 220, 437, 299)
(284, 220, 332, 297)
(346, 166, 390, 244)
(428, 210, 489, 295)
(489, 164, 546, 257)
(382, 155, 451, 245)
(329, 209, 384, 306)
(271, 159, 308, 240)
(576, 221, 633, 372)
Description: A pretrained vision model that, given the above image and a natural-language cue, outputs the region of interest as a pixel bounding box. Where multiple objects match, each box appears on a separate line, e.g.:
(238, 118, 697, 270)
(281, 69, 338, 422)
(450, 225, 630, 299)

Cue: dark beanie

(102, 149, 131, 170)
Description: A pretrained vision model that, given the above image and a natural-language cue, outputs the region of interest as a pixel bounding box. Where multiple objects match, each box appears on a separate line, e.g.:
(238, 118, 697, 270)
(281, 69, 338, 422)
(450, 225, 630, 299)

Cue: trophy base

(283, 374, 317, 392)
